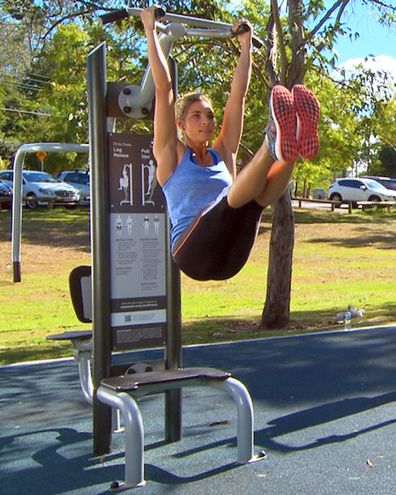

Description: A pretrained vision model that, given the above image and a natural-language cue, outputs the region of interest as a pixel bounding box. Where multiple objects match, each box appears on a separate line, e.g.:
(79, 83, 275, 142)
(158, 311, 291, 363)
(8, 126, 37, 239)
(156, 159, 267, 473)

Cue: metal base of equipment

(98, 371, 259, 489)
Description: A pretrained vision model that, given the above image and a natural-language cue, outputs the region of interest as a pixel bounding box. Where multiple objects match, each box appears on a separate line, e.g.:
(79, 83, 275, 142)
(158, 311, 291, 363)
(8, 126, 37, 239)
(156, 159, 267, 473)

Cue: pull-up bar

(101, 6, 263, 120)
(100, 6, 263, 48)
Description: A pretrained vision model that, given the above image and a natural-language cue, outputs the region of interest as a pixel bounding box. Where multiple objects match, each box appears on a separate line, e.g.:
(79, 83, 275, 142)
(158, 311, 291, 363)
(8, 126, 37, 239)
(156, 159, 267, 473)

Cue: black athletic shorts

(173, 197, 263, 281)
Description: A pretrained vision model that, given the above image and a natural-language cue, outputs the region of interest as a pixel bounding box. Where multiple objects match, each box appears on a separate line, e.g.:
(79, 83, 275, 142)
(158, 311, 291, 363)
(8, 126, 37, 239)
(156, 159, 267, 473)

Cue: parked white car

(58, 170, 90, 205)
(0, 170, 80, 208)
(328, 178, 396, 204)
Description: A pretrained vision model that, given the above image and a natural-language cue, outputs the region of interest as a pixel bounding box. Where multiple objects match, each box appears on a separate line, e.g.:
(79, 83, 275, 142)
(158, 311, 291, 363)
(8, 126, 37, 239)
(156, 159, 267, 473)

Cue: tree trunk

(262, 187, 295, 328)
(261, 0, 304, 329)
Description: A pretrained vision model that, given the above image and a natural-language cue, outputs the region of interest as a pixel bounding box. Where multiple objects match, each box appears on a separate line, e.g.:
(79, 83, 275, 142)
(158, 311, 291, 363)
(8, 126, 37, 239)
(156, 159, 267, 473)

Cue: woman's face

(179, 99, 216, 144)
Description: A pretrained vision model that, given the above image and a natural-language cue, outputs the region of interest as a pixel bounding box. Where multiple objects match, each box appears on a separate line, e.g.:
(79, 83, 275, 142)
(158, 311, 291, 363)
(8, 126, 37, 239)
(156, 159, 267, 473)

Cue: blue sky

(331, 3, 395, 62)
(323, 1, 396, 82)
(227, 1, 396, 80)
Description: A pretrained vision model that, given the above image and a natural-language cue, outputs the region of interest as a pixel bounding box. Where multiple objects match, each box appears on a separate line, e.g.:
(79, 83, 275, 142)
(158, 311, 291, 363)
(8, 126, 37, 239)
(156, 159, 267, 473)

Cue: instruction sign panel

(108, 133, 167, 349)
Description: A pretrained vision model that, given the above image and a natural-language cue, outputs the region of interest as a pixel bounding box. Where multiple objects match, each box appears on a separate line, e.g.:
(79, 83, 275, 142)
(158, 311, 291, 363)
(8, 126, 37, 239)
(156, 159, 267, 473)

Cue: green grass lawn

(0, 206, 395, 365)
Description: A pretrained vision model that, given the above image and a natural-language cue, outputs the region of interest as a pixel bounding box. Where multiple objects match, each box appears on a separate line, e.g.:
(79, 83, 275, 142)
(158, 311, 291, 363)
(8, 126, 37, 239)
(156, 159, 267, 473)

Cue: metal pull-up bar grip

(100, 7, 166, 25)
(100, 6, 263, 49)
(100, 8, 129, 25)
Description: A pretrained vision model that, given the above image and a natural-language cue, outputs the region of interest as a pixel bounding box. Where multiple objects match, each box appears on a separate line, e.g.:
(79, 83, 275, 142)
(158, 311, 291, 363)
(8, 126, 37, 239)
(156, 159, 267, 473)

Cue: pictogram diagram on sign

(142, 159, 158, 206)
(119, 163, 133, 205)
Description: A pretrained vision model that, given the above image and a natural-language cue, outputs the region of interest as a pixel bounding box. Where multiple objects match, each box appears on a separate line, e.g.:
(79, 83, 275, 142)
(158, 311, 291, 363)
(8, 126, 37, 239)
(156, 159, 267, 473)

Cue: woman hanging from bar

(140, 5, 320, 281)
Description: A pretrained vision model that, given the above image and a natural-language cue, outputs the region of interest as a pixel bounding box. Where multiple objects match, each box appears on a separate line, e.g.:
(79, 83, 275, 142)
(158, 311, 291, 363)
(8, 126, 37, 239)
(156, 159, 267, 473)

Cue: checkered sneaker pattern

(265, 85, 298, 163)
(292, 85, 320, 160)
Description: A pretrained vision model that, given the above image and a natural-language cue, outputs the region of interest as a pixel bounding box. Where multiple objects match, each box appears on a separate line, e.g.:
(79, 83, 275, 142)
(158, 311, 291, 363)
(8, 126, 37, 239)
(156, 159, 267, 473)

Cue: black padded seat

(68, 265, 92, 323)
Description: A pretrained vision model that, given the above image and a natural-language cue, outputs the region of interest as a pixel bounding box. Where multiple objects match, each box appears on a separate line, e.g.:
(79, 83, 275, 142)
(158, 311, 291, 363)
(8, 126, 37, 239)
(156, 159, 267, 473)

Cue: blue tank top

(162, 148, 232, 249)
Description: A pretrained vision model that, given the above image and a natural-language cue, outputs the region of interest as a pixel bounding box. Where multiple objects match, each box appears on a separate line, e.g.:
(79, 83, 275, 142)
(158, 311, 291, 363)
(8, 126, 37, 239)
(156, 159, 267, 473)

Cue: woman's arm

(213, 21, 253, 179)
(141, 6, 179, 185)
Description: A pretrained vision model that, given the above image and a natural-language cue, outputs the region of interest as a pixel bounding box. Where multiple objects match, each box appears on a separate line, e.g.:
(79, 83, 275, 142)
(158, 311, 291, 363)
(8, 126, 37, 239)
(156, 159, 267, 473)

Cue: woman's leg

(227, 84, 320, 209)
(227, 85, 297, 209)
(228, 143, 295, 208)
(227, 142, 276, 208)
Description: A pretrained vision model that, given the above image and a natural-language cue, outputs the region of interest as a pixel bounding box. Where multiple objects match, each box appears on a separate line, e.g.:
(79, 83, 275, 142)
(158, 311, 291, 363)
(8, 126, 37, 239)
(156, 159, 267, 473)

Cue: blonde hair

(175, 92, 213, 120)
(175, 92, 214, 143)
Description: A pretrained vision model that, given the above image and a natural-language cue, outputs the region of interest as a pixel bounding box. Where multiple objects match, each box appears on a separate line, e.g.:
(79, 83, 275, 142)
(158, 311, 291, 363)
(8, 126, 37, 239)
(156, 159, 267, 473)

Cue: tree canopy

(0, 0, 395, 328)
(0, 0, 394, 179)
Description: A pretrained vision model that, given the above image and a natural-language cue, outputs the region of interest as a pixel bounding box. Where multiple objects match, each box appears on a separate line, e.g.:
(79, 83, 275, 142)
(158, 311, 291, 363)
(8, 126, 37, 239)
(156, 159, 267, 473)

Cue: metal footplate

(101, 367, 230, 393)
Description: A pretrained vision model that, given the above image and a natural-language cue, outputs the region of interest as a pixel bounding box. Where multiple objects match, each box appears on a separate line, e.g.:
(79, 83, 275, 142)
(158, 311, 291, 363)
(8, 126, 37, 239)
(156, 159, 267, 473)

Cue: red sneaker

(292, 85, 320, 160)
(266, 85, 298, 163)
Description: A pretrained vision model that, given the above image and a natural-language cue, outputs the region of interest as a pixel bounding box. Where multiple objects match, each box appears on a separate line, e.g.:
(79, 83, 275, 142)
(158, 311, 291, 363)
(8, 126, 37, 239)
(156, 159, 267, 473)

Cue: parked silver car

(329, 178, 396, 204)
(0, 170, 80, 208)
(58, 170, 90, 205)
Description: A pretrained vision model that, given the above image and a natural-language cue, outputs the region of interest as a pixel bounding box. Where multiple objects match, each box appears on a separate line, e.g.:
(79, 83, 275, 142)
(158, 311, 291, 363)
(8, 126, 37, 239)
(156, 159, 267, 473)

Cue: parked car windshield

(60, 172, 90, 185)
(23, 171, 59, 183)
(363, 179, 388, 191)
(363, 177, 396, 191)
(0, 181, 11, 191)
(384, 181, 396, 191)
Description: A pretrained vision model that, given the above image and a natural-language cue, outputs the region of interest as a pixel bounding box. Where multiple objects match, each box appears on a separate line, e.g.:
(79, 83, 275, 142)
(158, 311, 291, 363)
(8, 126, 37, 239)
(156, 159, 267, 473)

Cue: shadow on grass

(293, 208, 396, 224)
(0, 342, 73, 366)
(308, 225, 396, 249)
(0, 208, 90, 252)
(256, 208, 395, 236)
(0, 280, 16, 288)
(2, 204, 393, 248)
(181, 304, 396, 346)
(3, 303, 395, 366)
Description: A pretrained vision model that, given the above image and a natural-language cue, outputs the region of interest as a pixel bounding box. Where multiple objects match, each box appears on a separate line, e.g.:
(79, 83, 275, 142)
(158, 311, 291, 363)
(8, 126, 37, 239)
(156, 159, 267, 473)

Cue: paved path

(1, 325, 396, 494)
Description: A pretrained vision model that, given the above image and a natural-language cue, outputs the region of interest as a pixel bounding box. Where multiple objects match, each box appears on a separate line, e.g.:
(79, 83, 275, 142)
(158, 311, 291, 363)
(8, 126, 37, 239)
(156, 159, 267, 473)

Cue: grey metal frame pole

(164, 56, 182, 442)
(10, 143, 89, 282)
(87, 42, 182, 452)
(164, 239, 182, 441)
(11, 148, 24, 283)
(87, 42, 113, 455)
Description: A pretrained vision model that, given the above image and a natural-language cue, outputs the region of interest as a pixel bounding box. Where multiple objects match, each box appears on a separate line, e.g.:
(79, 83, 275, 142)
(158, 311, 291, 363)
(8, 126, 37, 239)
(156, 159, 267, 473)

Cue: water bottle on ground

(344, 310, 352, 331)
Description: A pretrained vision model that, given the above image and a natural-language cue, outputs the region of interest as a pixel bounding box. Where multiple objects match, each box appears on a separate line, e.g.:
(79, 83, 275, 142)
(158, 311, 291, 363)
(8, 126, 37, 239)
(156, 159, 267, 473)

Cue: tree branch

(288, 0, 305, 85)
(264, 14, 279, 86)
(41, 7, 96, 42)
(307, 0, 351, 43)
(364, 0, 396, 11)
(271, 0, 288, 84)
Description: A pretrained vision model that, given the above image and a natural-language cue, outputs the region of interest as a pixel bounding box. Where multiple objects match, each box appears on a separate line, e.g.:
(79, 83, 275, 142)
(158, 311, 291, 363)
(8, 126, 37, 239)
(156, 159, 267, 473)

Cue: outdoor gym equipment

(47, 266, 93, 405)
(100, 6, 263, 119)
(10, 143, 89, 282)
(49, 6, 264, 489)
(101, 7, 263, 47)
(51, 263, 259, 489)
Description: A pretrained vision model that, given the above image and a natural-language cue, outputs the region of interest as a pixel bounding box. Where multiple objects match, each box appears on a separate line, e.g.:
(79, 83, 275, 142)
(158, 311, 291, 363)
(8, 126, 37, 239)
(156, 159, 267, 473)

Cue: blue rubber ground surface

(1, 325, 396, 494)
